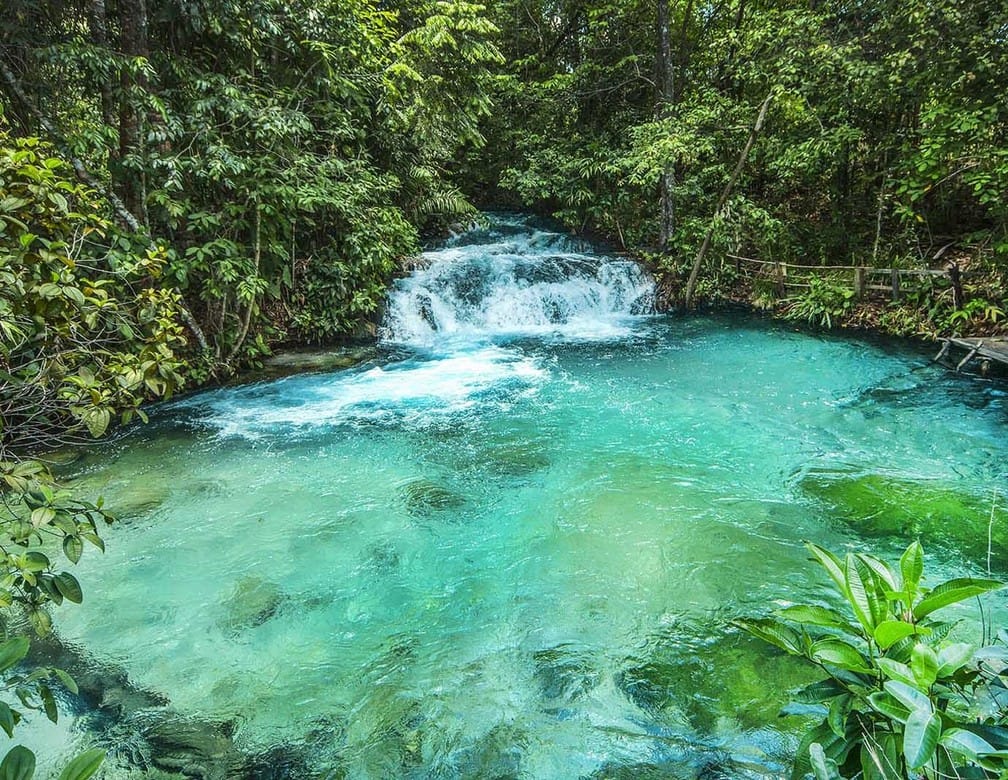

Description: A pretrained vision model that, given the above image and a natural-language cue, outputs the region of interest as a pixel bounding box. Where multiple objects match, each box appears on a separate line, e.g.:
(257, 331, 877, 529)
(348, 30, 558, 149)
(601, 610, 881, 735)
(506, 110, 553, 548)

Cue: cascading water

(36, 215, 1008, 779)
(381, 215, 655, 345)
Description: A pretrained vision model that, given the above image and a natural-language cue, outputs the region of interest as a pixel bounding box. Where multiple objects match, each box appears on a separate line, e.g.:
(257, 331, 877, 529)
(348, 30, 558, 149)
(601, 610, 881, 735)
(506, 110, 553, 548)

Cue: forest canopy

(3, 0, 1007, 369)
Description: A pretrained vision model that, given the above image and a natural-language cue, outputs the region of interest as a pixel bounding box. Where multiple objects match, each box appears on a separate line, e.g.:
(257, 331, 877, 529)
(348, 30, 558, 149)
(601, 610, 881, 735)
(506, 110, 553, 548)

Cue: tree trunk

(89, 0, 117, 131)
(657, 0, 675, 251)
(118, 0, 148, 225)
(683, 92, 773, 307)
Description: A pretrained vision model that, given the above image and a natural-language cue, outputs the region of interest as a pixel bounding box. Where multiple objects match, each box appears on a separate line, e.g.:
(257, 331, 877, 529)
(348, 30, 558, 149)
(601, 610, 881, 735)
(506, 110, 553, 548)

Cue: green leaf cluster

(0, 131, 187, 453)
(737, 542, 1008, 779)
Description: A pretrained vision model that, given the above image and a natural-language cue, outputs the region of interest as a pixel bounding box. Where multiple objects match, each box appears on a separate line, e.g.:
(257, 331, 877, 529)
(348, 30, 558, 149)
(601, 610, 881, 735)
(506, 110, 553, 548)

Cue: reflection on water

(42, 215, 1008, 778)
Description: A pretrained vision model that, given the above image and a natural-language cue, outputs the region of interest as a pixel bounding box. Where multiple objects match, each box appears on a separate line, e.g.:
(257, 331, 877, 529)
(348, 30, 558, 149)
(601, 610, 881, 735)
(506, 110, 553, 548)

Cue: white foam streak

(190, 347, 546, 437)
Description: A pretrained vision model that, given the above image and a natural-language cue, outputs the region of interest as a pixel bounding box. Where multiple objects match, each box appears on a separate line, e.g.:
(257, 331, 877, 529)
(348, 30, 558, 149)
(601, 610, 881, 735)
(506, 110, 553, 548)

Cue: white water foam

(186, 346, 547, 437)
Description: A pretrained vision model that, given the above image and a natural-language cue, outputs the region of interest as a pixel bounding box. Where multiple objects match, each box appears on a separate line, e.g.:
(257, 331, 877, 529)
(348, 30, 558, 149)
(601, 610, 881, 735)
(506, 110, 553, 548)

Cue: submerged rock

(256, 347, 377, 380)
(800, 470, 1007, 567)
(585, 760, 705, 780)
(144, 716, 245, 779)
(112, 482, 171, 521)
(29, 635, 170, 719)
(616, 628, 817, 735)
(218, 576, 284, 634)
(363, 541, 400, 574)
(453, 721, 526, 779)
(484, 441, 550, 478)
(401, 478, 466, 517)
(533, 644, 600, 702)
(242, 744, 318, 780)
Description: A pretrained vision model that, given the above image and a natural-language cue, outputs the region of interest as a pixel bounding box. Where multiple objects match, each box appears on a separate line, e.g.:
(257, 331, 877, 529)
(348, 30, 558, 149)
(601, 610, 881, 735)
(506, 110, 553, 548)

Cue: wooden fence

(726, 255, 966, 308)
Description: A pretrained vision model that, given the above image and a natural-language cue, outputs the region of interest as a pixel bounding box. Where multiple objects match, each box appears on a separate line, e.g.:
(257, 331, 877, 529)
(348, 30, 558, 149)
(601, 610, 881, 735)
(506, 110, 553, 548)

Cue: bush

(783, 276, 856, 329)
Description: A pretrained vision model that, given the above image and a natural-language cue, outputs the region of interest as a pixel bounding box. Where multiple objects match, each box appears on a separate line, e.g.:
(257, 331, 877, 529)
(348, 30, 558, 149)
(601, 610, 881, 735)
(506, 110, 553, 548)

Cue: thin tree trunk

(872, 154, 889, 265)
(683, 92, 773, 307)
(89, 0, 117, 131)
(226, 205, 261, 364)
(657, 0, 676, 251)
(118, 0, 148, 225)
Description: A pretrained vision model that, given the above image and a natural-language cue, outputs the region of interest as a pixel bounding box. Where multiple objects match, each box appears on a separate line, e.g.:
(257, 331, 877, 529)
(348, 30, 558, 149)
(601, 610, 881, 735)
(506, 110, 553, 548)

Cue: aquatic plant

(737, 541, 1007, 779)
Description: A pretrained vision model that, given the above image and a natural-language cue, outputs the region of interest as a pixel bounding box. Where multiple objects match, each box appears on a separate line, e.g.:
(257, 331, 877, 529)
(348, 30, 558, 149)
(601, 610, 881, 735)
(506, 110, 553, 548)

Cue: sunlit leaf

(913, 578, 1004, 620)
(56, 749, 104, 780)
(903, 707, 941, 769)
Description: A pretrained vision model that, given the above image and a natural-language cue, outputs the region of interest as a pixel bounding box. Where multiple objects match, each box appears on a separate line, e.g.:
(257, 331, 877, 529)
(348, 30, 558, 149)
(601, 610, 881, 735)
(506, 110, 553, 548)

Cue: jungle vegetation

(1, 0, 1007, 776)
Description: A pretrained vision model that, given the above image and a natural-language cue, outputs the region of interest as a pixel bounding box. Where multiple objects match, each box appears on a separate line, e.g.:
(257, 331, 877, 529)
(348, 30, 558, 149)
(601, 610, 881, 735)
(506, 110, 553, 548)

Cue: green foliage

(3, 0, 503, 366)
(472, 0, 1008, 315)
(784, 277, 856, 329)
(0, 129, 165, 780)
(943, 298, 1006, 332)
(0, 457, 109, 777)
(0, 131, 186, 453)
(737, 542, 1008, 779)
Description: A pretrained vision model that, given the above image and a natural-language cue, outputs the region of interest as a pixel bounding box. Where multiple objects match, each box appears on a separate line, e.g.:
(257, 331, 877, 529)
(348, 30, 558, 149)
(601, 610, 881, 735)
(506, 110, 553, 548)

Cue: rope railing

(725, 255, 965, 305)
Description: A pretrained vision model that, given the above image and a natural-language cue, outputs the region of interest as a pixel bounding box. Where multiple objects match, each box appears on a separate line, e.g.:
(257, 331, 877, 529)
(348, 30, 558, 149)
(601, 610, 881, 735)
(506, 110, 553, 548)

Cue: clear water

(42, 216, 1008, 778)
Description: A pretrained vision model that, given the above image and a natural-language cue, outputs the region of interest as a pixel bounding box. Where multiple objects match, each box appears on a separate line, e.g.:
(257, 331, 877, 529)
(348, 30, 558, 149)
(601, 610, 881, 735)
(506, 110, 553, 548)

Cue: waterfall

(181, 215, 656, 437)
(381, 215, 655, 346)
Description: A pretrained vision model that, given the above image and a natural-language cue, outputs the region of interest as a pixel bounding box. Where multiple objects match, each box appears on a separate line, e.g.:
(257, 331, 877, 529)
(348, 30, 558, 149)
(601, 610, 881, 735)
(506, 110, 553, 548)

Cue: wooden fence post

(891, 269, 901, 302)
(853, 267, 865, 299)
(947, 262, 964, 310)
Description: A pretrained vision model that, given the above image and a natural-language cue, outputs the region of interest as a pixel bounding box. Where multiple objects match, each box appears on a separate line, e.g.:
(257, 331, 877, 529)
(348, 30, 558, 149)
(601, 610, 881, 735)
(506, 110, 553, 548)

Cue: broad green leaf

(860, 733, 902, 780)
(56, 749, 104, 780)
(911, 643, 938, 689)
(913, 578, 1004, 620)
(0, 703, 16, 738)
(856, 553, 897, 592)
(62, 536, 83, 565)
(778, 605, 860, 637)
(21, 552, 49, 573)
(883, 680, 931, 715)
(867, 692, 910, 724)
(792, 679, 845, 704)
(811, 639, 872, 673)
(792, 722, 850, 780)
(38, 684, 57, 723)
(29, 609, 52, 636)
(0, 746, 35, 780)
(845, 554, 881, 633)
(936, 643, 973, 677)
(53, 668, 78, 695)
(961, 724, 1008, 751)
(54, 573, 83, 604)
(733, 618, 801, 654)
(809, 742, 842, 780)
(0, 637, 30, 673)
(940, 728, 995, 761)
(903, 707, 941, 769)
(29, 507, 54, 528)
(900, 542, 923, 595)
(873, 620, 915, 649)
(806, 543, 846, 593)
(827, 694, 850, 737)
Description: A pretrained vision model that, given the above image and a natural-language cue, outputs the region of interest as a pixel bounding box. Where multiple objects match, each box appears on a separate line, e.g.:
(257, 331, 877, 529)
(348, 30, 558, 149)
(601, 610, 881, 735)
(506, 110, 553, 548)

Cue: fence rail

(726, 255, 966, 307)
